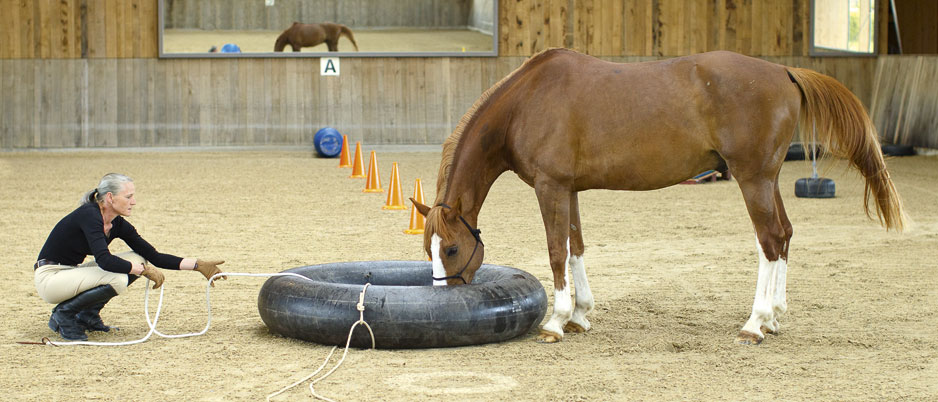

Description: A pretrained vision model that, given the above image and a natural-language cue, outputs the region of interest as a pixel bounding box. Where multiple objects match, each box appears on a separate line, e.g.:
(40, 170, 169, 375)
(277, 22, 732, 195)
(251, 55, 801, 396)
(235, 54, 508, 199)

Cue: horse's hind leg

(735, 177, 792, 345)
(564, 192, 594, 334)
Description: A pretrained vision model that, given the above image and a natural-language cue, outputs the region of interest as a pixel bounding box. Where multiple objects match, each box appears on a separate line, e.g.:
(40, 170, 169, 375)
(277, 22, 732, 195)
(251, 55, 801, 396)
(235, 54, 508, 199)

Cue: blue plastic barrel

(314, 127, 343, 158)
(220, 43, 241, 53)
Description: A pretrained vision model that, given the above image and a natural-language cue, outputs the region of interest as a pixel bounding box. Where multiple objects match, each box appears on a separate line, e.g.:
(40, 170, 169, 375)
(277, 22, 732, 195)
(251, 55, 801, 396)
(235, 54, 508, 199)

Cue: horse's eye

(446, 246, 458, 257)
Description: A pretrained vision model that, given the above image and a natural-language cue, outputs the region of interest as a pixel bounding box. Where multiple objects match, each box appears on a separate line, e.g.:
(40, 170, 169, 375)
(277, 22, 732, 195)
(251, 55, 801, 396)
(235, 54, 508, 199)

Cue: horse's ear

(411, 198, 431, 217)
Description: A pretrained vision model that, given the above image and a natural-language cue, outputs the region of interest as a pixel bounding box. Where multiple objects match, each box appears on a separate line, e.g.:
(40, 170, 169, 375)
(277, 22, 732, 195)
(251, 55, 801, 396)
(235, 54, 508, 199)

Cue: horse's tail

(339, 25, 359, 51)
(787, 67, 905, 231)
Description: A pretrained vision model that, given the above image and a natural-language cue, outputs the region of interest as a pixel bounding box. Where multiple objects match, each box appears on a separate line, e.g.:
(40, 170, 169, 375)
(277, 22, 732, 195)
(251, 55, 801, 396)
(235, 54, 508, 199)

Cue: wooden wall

(1, 0, 932, 149)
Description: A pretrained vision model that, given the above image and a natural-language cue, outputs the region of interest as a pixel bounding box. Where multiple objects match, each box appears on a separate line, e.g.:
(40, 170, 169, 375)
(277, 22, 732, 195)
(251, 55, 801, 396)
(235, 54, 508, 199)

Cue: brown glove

(141, 266, 164, 289)
(195, 259, 226, 286)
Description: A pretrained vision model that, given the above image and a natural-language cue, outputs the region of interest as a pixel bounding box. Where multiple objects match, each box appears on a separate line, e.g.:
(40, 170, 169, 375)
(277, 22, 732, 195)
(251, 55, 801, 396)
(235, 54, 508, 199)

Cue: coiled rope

(19, 273, 376, 401)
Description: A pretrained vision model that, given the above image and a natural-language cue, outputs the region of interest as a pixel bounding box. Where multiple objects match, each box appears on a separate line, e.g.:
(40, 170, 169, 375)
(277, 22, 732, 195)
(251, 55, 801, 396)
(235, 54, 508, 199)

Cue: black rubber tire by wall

(257, 261, 548, 349)
(881, 144, 916, 157)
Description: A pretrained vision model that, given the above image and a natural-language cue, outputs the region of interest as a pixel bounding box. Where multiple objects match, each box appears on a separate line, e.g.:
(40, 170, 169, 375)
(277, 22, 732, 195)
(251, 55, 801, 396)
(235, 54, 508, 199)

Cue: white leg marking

(569, 253, 593, 331)
(431, 234, 447, 286)
(740, 239, 779, 339)
(770, 254, 789, 332)
(774, 256, 788, 315)
(541, 238, 573, 336)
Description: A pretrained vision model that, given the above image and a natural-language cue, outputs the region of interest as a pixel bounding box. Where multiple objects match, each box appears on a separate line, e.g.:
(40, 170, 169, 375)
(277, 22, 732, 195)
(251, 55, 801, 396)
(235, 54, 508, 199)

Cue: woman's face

(108, 182, 137, 217)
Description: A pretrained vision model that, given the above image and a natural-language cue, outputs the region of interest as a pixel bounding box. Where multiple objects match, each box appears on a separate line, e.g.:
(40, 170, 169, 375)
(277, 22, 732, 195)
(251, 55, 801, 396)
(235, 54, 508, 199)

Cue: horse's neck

(442, 145, 506, 221)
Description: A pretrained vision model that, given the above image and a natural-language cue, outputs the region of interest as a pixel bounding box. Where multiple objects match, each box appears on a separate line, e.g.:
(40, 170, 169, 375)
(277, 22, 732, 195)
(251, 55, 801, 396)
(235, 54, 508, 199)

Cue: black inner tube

(257, 261, 547, 349)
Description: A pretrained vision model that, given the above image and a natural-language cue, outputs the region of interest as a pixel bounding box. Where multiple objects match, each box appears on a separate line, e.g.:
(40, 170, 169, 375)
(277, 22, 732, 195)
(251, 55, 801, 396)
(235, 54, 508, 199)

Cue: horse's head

(412, 199, 484, 286)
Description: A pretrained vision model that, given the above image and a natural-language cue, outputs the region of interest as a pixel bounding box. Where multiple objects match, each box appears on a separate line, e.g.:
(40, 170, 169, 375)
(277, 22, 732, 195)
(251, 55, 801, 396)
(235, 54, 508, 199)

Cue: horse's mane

(434, 47, 566, 204)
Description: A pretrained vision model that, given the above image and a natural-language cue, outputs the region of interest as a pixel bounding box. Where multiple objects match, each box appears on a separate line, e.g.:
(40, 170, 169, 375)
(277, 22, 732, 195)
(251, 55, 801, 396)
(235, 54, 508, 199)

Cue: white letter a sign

(321, 58, 340, 76)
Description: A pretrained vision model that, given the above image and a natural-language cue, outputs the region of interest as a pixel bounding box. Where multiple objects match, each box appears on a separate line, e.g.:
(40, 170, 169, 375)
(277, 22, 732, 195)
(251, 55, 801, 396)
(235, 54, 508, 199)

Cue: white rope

(267, 283, 375, 402)
(31, 272, 377, 401)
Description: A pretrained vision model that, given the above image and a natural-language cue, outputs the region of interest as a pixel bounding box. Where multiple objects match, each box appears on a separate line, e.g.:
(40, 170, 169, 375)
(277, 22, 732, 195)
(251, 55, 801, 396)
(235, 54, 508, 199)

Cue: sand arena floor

(1, 148, 937, 401)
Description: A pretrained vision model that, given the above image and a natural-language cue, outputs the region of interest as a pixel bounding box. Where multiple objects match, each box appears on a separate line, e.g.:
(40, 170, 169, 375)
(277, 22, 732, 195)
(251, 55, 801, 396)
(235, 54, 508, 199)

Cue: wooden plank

(422, 57, 445, 144)
(138, 0, 158, 58)
(737, 0, 752, 54)
(62, 60, 82, 146)
(284, 58, 299, 145)
(0, 61, 7, 147)
(36, 0, 50, 58)
(749, 0, 762, 55)
(0, 1, 18, 58)
(357, 58, 378, 142)
(239, 58, 256, 145)
(531, 0, 545, 52)
(624, 0, 645, 56)
(84, 0, 104, 58)
(196, 59, 212, 145)
(143, 58, 156, 145)
(211, 59, 232, 145)
(708, 0, 722, 51)
(123, 0, 136, 58)
(151, 58, 168, 145)
(611, 0, 624, 55)
(104, 0, 118, 58)
(269, 59, 288, 144)
(14, 60, 37, 146)
(183, 59, 200, 145)
(547, 0, 566, 50)
(22, 0, 37, 58)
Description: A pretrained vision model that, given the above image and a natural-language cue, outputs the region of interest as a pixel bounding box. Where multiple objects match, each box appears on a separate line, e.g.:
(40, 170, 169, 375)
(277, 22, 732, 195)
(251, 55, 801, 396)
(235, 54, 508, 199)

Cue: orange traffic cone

(337, 135, 351, 168)
(363, 151, 383, 193)
(404, 178, 426, 234)
(349, 141, 365, 178)
(383, 162, 407, 210)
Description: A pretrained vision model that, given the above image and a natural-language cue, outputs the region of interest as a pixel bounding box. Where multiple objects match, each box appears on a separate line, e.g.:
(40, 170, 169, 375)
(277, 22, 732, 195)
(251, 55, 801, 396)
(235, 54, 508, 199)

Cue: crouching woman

(34, 173, 226, 341)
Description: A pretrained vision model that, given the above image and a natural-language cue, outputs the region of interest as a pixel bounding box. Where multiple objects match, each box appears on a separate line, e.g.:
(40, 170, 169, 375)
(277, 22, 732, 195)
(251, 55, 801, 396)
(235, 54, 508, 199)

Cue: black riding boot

(76, 285, 119, 332)
(48, 285, 118, 341)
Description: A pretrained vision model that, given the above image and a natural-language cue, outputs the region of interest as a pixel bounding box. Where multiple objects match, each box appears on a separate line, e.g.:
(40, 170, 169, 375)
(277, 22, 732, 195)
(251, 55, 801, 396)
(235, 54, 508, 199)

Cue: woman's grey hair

(80, 173, 134, 205)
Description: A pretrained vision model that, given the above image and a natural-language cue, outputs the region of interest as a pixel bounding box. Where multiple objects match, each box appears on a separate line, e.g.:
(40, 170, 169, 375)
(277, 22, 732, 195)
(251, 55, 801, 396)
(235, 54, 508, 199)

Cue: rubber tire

(786, 143, 823, 161)
(881, 144, 916, 157)
(257, 261, 548, 349)
(795, 177, 835, 198)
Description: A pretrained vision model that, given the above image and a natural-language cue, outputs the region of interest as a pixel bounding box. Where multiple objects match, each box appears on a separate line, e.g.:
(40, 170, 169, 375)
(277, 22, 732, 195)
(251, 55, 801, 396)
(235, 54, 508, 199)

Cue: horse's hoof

(735, 331, 764, 345)
(536, 329, 563, 343)
(563, 321, 588, 333)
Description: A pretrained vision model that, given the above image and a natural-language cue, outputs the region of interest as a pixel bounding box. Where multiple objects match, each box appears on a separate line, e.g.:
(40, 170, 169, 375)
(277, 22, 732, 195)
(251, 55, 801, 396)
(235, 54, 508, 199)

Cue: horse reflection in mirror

(412, 48, 904, 345)
(274, 22, 359, 52)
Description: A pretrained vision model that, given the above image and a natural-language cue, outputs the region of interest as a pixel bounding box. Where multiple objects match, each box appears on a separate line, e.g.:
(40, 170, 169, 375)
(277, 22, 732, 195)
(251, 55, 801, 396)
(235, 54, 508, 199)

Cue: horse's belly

(574, 150, 722, 191)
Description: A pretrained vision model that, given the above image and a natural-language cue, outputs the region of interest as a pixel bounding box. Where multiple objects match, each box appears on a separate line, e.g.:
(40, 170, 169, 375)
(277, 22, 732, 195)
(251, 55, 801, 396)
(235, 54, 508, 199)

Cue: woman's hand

(130, 262, 146, 276)
(141, 266, 165, 289)
(194, 259, 226, 286)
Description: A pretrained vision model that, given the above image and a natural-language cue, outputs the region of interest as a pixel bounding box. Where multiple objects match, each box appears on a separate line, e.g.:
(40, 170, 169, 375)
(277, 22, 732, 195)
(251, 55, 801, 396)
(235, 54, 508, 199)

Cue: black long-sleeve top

(36, 202, 182, 274)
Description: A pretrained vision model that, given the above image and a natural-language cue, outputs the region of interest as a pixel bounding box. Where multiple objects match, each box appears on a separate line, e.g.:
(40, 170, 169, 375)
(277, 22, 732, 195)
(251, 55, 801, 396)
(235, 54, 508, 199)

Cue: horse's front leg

(534, 184, 573, 343)
(564, 192, 594, 334)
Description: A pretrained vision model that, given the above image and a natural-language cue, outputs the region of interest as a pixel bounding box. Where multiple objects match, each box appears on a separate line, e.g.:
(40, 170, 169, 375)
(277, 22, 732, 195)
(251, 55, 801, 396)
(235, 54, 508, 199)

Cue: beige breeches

(34, 252, 146, 304)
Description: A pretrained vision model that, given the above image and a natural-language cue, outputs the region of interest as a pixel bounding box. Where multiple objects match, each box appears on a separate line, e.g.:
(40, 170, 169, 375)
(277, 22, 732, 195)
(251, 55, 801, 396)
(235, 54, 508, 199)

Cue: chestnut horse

(274, 22, 359, 52)
(412, 48, 904, 345)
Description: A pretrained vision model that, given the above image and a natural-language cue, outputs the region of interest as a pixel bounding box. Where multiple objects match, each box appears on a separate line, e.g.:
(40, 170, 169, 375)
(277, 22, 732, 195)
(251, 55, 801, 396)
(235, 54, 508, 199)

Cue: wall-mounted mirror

(811, 0, 877, 56)
(159, 0, 497, 58)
